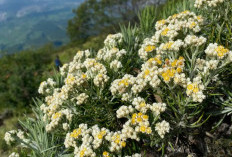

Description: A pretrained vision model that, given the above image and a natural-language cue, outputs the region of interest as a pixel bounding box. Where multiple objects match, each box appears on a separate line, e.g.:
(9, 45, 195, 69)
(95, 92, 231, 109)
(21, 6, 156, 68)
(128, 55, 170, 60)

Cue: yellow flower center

(82, 74, 86, 79)
(121, 141, 126, 147)
(80, 148, 86, 157)
(182, 10, 189, 14)
(216, 46, 229, 57)
(163, 42, 174, 49)
(197, 16, 202, 20)
(169, 69, 176, 77)
(137, 117, 142, 122)
(103, 151, 109, 157)
(176, 67, 182, 73)
(66, 75, 75, 84)
(112, 47, 118, 51)
(163, 76, 170, 82)
(146, 127, 152, 134)
(140, 102, 146, 107)
(142, 115, 148, 120)
(161, 28, 170, 36)
(155, 57, 162, 65)
(115, 139, 120, 144)
(172, 14, 178, 18)
(193, 87, 199, 93)
(97, 131, 106, 139)
(187, 84, 194, 90)
(70, 128, 82, 139)
(140, 125, 147, 132)
(179, 56, 184, 60)
(145, 45, 156, 52)
(144, 69, 150, 78)
(138, 112, 143, 116)
(158, 19, 165, 24)
(171, 60, 177, 67)
(190, 22, 196, 29)
(118, 79, 129, 86)
(52, 112, 61, 119)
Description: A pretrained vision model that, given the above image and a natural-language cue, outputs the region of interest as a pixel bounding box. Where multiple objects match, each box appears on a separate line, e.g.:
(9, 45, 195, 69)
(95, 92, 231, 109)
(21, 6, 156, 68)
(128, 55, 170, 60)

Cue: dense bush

(0, 44, 56, 110)
(67, 0, 167, 44)
(4, 0, 232, 157)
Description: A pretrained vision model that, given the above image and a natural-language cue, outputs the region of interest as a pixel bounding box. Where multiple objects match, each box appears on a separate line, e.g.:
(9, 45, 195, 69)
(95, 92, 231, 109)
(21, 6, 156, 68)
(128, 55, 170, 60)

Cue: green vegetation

(0, 34, 107, 156)
(67, 0, 149, 44)
(0, 34, 108, 111)
(0, 44, 54, 110)
(1, 0, 232, 156)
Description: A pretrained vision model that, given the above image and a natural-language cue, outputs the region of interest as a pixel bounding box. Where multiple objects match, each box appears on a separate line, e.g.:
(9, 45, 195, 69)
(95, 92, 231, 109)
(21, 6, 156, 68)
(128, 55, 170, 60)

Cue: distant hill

(0, 0, 84, 53)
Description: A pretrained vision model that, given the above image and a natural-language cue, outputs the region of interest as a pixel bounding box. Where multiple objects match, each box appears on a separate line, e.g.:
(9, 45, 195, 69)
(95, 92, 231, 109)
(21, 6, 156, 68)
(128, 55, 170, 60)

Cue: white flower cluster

(116, 105, 134, 118)
(39, 48, 111, 131)
(104, 33, 123, 48)
(38, 78, 56, 94)
(110, 74, 136, 96)
(110, 59, 123, 71)
(4, 130, 17, 145)
(63, 123, 70, 131)
(97, 35, 126, 72)
(64, 123, 88, 148)
(76, 93, 89, 105)
(194, 0, 224, 8)
(92, 125, 109, 149)
(74, 144, 95, 157)
(132, 97, 150, 113)
(131, 112, 152, 135)
(9, 152, 19, 157)
(97, 47, 126, 72)
(138, 38, 156, 60)
(111, 58, 162, 98)
(134, 8, 231, 104)
(174, 73, 187, 87)
(6, 2, 232, 156)
(63, 94, 168, 155)
(184, 35, 206, 47)
(45, 109, 73, 132)
(105, 131, 127, 152)
(40, 88, 69, 117)
(138, 10, 203, 60)
(125, 154, 141, 157)
(205, 43, 231, 59)
(4, 129, 28, 146)
(46, 111, 63, 132)
(131, 65, 159, 94)
(157, 40, 184, 54)
(97, 47, 126, 61)
(150, 103, 166, 116)
(155, 120, 170, 138)
(121, 120, 139, 141)
(196, 59, 220, 75)
(64, 124, 124, 156)
(116, 97, 168, 138)
(60, 63, 69, 76)
(186, 77, 205, 102)
(159, 57, 185, 83)
(93, 73, 109, 87)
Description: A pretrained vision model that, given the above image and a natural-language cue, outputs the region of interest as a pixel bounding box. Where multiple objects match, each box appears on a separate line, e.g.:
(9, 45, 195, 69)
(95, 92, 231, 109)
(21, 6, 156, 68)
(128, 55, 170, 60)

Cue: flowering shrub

(4, 0, 232, 156)
(194, 0, 224, 8)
